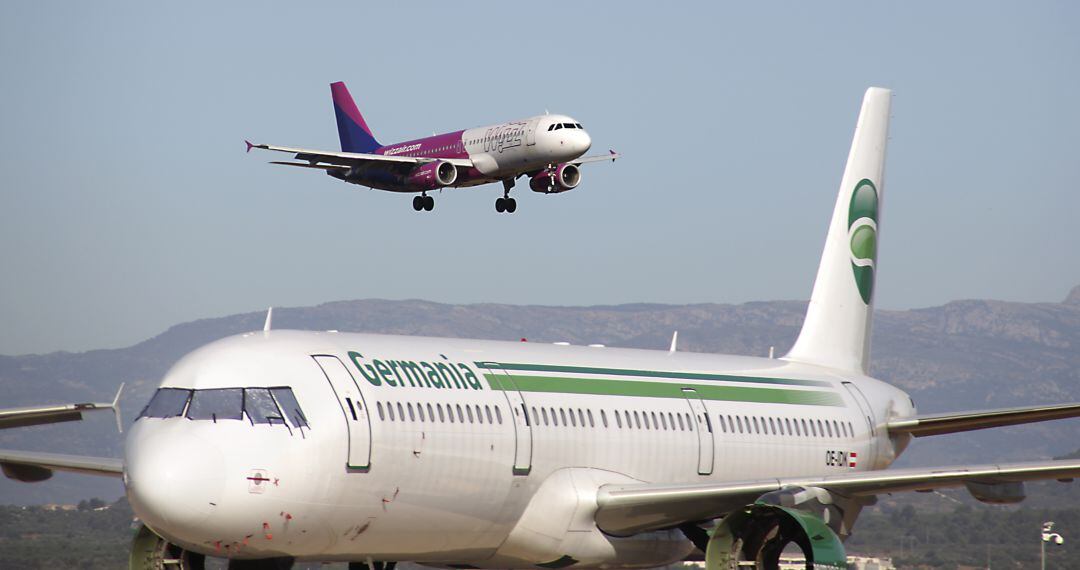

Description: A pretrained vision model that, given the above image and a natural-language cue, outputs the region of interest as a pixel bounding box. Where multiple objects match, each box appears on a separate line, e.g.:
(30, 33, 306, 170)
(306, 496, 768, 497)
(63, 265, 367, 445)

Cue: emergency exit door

(480, 362, 533, 475)
(682, 388, 715, 475)
(313, 355, 373, 470)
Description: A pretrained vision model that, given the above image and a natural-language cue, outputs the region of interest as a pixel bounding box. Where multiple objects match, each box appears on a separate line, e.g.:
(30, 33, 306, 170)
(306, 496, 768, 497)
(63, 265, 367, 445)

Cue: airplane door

(525, 118, 538, 146)
(479, 362, 532, 475)
(682, 388, 715, 475)
(313, 355, 373, 470)
(842, 382, 878, 467)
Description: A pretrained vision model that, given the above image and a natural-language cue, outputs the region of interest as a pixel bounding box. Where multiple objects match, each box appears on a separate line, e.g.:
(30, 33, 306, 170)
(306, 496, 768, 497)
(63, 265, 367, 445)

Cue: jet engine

(530, 163, 581, 193)
(705, 486, 860, 570)
(406, 160, 457, 191)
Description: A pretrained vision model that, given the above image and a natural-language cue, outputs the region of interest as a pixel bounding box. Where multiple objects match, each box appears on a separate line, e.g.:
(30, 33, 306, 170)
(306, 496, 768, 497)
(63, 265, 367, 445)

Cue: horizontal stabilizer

(887, 402, 1080, 437)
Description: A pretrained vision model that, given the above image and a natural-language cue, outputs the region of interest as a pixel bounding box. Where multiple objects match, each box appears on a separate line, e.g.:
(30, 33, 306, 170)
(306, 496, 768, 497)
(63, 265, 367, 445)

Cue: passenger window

(677, 413, 685, 431)
(624, 410, 633, 428)
(615, 410, 622, 428)
(456, 404, 465, 423)
(785, 418, 793, 435)
(397, 402, 405, 421)
(569, 409, 577, 427)
(446, 404, 454, 423)
(768, 417, 776, 435)
(140, 388, 192, 419)
(495, 407, 503, 424)
(377, 402, 385, 421)
(817, 420, 824, 437)
(467, 405, 474, 423)
(736, 416, 743, 433)
(718, 415, 726, 433)
(633, 411, 642, 429)
(542, 407, 550, 425)
(752, 417, 759, 434)
(418, 403, 426, 422)
(387, 403, 396, 421)
(486, 405, 493, 423)
(587, 409, 595, 427)
(578, 409, 586, 427)
(560, 408, 568, 426)
(407, 403, 416, 422)
(668, 412, 675, 430)
(245, 388, 285, 425)
(187, 388, 242, 422)
(651, 412, 659, 429)
(601, 409, 608, 428)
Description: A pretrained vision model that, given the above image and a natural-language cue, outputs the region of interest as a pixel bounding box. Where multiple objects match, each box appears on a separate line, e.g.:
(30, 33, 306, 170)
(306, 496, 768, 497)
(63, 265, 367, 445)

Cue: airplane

(246, 82, 621, 213)
(4, 87, 1080, 570)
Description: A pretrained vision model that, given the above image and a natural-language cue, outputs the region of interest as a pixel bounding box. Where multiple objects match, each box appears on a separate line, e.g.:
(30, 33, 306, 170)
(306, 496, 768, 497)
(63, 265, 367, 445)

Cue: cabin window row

(718, 414, 854, 439)
(376, 401, 503, 426)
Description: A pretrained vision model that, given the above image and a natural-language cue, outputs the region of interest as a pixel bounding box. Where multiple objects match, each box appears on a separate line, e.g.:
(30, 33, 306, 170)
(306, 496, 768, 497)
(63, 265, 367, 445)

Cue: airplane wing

(571, 150, 621, 166)
(246, 142, 474, 168)
(0, 384, 124, 431)
(0, 449, 123, 482)
(886, 402, 1080, 437)
(594, 459, 1080, 535)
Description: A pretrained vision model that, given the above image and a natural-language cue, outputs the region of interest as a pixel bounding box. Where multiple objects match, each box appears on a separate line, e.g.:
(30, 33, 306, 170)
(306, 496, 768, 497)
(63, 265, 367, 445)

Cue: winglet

(610, 150, 618, 161)
(245, 140, 254, 153)
(263, 307, 273, 333)
(110, 383, 124, 434)
(669, 331, 678, 353)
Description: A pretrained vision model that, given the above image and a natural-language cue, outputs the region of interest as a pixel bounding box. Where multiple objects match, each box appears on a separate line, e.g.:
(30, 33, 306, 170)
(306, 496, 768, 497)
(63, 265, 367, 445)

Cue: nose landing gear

(412, 194, 435, 212)
(495, 178, 517, 214)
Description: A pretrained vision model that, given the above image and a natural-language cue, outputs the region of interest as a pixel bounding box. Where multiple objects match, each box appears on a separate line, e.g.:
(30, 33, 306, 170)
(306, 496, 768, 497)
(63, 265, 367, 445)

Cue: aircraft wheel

(495, 198, 506, 213)
(423, 195, 435, 211)
(412, 196, 423, 211)
(505, 198, 517, 213)
(129, 523, 206, 570)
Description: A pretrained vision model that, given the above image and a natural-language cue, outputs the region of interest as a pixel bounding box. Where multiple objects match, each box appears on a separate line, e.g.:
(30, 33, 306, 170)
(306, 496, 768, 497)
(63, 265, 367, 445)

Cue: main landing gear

(412, 194, 434, 212)
(495, 178, 517, 214)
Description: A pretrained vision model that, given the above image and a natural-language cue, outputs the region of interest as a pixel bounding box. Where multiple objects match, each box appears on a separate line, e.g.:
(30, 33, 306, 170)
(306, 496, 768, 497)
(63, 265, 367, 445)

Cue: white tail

(785, 87, 891, 374)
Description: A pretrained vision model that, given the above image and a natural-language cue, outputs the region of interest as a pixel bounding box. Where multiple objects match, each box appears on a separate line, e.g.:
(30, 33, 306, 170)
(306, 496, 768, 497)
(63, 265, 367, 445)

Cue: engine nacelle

(530, 163, 581, 193)
(406, 160, 457, 191)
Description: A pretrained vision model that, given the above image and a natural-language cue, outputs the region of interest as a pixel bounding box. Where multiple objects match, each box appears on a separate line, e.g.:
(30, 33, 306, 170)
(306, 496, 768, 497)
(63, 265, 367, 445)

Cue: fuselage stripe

(475, 361, 832, 388)
(482, 373, 844, 407)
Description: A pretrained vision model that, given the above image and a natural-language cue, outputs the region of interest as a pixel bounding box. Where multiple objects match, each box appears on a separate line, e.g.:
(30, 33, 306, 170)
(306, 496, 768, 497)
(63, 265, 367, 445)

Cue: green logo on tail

(848, 179, 878, 304)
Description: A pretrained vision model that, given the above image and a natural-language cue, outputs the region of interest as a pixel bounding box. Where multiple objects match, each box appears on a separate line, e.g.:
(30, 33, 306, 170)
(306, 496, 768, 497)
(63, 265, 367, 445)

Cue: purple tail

(331, 82, 381, 153)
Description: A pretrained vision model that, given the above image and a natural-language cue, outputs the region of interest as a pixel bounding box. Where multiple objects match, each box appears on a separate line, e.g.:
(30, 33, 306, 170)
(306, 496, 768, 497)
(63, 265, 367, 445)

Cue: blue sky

(1, 2, 1077, 355)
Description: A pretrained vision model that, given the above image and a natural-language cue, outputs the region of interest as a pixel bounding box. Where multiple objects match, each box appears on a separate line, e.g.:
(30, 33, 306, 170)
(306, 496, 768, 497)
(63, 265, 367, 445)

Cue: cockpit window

(574, 123, 583, 129)
(553, 123, 562, 130)
(186, 388, 243, 421)
(271, 387, 309, 428)
(139, 388, 191, 418)
(244, 388, 286, 425)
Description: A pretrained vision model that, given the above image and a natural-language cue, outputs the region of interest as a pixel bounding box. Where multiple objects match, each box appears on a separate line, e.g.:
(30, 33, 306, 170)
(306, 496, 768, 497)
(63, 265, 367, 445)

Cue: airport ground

(2, 496, 1077, 570)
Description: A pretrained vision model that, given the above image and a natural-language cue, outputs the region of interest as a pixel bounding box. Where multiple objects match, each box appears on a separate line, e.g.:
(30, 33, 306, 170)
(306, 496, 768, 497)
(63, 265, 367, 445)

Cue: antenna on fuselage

(669, 331, 678, 353)
(263, 307, 273, 333)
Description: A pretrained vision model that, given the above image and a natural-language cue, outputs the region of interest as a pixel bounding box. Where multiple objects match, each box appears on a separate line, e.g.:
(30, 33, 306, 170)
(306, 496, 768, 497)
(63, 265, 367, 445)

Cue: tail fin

(784, 87, 892, 374)
(330, 81, 381, 153)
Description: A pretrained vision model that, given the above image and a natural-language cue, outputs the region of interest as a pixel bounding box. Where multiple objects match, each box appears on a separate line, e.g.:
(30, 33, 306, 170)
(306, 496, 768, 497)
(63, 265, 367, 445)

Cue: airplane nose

(125, 427, 225, 537)
(579, 131, 592, 153)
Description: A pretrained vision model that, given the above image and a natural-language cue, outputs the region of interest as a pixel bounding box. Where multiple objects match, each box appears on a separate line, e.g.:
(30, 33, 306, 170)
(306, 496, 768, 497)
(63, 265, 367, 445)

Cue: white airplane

(4, 87, 1080, 570)
(247, 82, 620, 213)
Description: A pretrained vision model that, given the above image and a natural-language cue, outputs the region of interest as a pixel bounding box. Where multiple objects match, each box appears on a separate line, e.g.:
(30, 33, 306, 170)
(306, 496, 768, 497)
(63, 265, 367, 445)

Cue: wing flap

(249, 142, 473, 168)
(0, 449, 123, 481)
(595, 460, 1080, 535)
(887, 402, 1080, 437)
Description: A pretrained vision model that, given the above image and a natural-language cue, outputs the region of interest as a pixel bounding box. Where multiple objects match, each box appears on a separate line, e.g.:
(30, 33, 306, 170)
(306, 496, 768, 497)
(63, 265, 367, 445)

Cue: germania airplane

(5, 87, 1080, 570)
(245, 82, 620, 213)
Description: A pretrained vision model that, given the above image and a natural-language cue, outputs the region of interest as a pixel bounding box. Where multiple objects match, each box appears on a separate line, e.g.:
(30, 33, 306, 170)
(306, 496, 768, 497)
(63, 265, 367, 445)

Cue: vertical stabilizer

(784, 87, 891, 374)
(330, 81, 381, 153)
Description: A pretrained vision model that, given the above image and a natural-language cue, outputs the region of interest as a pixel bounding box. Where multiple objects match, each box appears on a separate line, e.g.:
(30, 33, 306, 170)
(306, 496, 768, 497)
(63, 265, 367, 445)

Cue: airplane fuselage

(124, 330, 914, 566)
(327, 115, 591, 193)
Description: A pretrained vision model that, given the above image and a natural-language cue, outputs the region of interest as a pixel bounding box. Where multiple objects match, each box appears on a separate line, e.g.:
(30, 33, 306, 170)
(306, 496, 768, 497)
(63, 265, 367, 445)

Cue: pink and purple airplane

(247, 82, 620, 213)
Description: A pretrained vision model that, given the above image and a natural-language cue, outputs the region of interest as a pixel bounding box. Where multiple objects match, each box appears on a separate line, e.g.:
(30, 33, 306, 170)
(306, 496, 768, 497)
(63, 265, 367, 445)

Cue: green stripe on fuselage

(475, 361, 832, 388)
(483, 374, 843, 407)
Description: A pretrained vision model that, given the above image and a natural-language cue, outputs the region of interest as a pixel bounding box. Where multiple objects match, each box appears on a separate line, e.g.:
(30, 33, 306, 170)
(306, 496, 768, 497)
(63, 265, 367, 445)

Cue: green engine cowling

(704, 486, 856, 570)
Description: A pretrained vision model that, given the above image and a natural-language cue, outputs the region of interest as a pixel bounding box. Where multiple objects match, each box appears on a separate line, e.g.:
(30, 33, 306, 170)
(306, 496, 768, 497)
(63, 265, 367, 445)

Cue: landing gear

(412, 194, 435, 212)
(129, 524, 206, 570)
(495, 197, 517, 213)
(496, 179, 517, 213)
